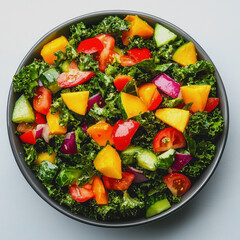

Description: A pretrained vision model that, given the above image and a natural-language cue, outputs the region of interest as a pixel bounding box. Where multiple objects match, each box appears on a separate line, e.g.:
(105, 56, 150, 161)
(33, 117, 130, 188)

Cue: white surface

(1, 0, 239, 239)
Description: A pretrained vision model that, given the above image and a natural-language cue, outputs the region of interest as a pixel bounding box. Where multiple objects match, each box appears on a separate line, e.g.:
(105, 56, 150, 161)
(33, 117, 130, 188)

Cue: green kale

(160, 98, 184, 108)
(37, 161, 58, 183)
(77, 53, 99, 71)
(127, 36, 157, 51)
(181, 140, 216, 178)
(23, 144, 38, 165)
(183, 132, 197, 156)
(13, 59, 49, 99)
(186, 108, 224, 139)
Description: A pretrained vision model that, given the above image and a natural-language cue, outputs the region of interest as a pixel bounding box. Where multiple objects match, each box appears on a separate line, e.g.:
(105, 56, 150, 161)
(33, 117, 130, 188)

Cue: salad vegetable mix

(12, 15, 224, 220)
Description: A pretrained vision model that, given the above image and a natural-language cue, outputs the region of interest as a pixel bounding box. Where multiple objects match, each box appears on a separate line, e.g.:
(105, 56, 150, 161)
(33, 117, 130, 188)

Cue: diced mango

(94, 145, 122, 179)
(41, 36, 69, 65)
(61, 91, 89, 115)
(36, 152, 56, 166)
(172, 42, 197, 66)
(87, 121, 114, 146)
(122, 15, 154, 45)
(181, 85, 211, 113)
(46, 111, 67, 135)
(138, 83, 157, 106)
(120, 92, 148, 119)
(155, 108, 190, 132)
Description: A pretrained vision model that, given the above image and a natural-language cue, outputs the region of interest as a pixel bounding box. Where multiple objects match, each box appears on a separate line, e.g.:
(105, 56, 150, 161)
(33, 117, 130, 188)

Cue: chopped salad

(12, 15, 224, 220)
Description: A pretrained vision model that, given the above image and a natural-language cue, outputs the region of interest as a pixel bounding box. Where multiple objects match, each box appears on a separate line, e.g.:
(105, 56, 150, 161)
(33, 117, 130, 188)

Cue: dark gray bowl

(7, 10, 229, 228)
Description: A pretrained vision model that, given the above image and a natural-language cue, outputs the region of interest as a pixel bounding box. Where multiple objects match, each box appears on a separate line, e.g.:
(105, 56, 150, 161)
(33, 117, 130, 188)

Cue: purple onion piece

(126, 165, 148, 183)
(37, 80, 43, 87)
(35, 124, 45, 139)
(81, 123, 88, 133)
(153, 73, 180, 98)
(42, 124, 50, 143)
(88, 93, 106, 111)
(61, 132, 78, 155)
(171, 152, 192, 172)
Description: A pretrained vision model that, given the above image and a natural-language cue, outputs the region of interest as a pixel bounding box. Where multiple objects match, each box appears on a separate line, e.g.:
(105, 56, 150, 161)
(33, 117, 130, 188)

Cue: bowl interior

(7, 10, 229, 227)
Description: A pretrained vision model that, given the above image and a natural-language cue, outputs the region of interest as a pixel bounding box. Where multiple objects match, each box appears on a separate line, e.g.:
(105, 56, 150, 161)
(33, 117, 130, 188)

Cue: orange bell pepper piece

(87, 121, 114, 146)
(46, 111, 67, 135)
(92, 176, 108, 205)
(122, 15, 154, 45)
(113, 75, 133, 92)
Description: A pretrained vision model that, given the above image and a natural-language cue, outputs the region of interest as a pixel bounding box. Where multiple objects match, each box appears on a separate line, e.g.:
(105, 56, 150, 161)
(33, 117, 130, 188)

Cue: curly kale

(77, 52, 99, 71)
(127, 36, 157, 51)
(13, 59, 49, 99)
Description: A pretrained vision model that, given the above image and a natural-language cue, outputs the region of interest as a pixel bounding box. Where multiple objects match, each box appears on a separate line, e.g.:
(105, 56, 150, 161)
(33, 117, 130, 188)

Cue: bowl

(7, 10, 229, 228)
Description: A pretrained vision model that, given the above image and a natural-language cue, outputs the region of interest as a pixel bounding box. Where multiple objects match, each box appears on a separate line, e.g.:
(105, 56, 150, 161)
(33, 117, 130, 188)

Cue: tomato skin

(204, 98, 219, 113)
(68, 183, 94, 203)
(112, 119, 140, 151)
(113, 75, 133, 92)
(127, 48, 152, 62)
(163, 173, 191, 196)
(120, 55, 136, 67)
(95, 34, 115, 72)
(103, 172, 135, 191)
(153, 127, 186, 152)
(33, 87, 52, 115)
(77, 38, 104, 54)
(17, 123, 36, 133)
(35, 112, 46, 124)
(20, 131, 36, 144)
(57, 70, 95, 88)
(148, 89, 162, 111)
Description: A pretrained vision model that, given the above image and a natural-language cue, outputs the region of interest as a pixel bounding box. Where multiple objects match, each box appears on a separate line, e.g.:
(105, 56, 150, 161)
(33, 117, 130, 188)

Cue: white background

(1, 0, 239, 239)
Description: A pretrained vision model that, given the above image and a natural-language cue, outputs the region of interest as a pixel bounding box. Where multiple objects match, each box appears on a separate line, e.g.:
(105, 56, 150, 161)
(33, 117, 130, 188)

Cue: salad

(12, 15, 224, 220)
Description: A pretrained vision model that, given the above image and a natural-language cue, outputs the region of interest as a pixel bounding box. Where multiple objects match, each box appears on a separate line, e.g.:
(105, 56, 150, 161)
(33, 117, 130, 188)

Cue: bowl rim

(7, 10, 229, 228)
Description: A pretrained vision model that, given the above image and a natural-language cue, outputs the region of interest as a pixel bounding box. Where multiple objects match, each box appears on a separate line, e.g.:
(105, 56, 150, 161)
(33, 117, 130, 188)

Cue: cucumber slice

(156, 149, 176, 169)
(137, 150, 158, 171)
(146, 198, 171, 218)
(12, 95, 35, 123)
(154, 23, 177, 47)
(121, 146, 143, 165)
(40, 67, 61, 94)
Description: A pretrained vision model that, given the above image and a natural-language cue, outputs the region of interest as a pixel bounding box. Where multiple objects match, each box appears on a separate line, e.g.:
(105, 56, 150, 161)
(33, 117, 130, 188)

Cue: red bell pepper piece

(103, 172, 135, 191)
(68, 183, 94, 203)
(204, 98, 219, 113)
(20, 131, 36, 144)
(35, 112, 46, 124)
(112, 119, 140, 151)
(127, 48, 152, 62)
(113, 75, 133, 92)
(77, 38, 104, 54)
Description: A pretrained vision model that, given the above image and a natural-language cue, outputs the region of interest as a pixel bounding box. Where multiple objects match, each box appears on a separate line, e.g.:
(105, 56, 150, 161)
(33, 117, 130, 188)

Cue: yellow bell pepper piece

(36, 152, 56, 166)
(46, 111, 67, 135)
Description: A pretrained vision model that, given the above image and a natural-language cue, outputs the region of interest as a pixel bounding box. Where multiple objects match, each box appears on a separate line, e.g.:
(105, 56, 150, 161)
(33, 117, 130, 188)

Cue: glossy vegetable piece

(12, 95, 35, 123)
(121, 145, 143, 165)
(40, 67, 61, 94)
(77, 37, 104, 54)
(95, 34, 115, 72)
(171, 152, 192, 172)
(61, 91, 89, 115)
(17, 123, 36, 133)
(94, 145, 122, 179)
(87, 121, 114, 146)
(56, 168, 82, 187)
(112, 119, 140, 151)
(113, 75, 133, 92)
(126, 165, 148, 183)
(154, 23, 177, 47)
(172, 42, 197, 66)
(37, 161, 58, 183)
(36, 152, 56, 166)
(35, 124, 44, 139)
(204, 98, 219, 113)
(120, 55, 136, 67)
(122, 15, 154, 45)
(146, 198, 171, 218)
(152, 73, 180, 98)
(87, 93, 106, 111)
(136, 149, 158, 171)
(138, 83, 162, 111)
(103, 172, 135, 190)
(163, 173, 191, 196)
(156, 149, 176, 169)
(68, 183, 94, 203)
(155, 108, 190, 132)
(33, 87, 52, 115)
(57, 70, 95, 88)
(181, 85, 211, 113)
(119, 92, 148, 119)
(46, 111, 67, 135)
(40, 36, 69, 65)
(35, 112, 46, 124)
(92, 176, 108, 205)
(61, 132, 78, 154)
(153, 127, 186, 152)
(127, 48, 152, 63)
(20, 131, 36, 144)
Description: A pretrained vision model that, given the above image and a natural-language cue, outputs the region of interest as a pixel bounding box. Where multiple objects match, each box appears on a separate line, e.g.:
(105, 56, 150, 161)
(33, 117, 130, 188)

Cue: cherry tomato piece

(153, 127, 186, 152)
(35, 112, 46, 124)
(68, 183, 94, 203)
(127, 48, 152, 62)
(120, 55, 136, 67)
(113, 75, 133, 92)
(204, 98, 219, 113)
(103, 172, 135, 191)
(77, 38, 104, 54)
(112, 119, 140, 151)
(20, 131, 36, 144)
(163, 173, 191, 196)
(17, 123, 37, 133)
